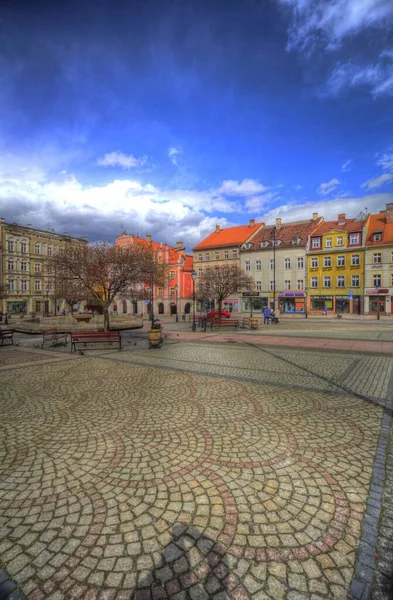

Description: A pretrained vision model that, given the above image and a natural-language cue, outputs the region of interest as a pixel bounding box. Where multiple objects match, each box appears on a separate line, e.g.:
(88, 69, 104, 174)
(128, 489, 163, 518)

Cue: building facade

(0, 219, 88, 316)
(307, 213, 368, 315)
(241, 214, 323, 314)
(192, 220, 263, 313)
(115, 233, 194, 316)
(364, 203, 393, 316)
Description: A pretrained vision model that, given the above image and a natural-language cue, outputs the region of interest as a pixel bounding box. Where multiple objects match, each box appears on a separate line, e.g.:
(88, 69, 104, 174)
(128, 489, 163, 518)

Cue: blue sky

(0, 0, 393, 249)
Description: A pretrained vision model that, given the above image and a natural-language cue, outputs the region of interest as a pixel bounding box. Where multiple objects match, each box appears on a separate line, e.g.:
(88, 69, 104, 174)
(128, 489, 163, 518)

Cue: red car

(207, 309, 231, 319)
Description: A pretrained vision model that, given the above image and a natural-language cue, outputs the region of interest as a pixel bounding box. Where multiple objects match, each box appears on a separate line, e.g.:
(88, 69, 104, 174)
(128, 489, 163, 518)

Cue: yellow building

(307, 212, 368, 315)
(0, 219, 87, 316)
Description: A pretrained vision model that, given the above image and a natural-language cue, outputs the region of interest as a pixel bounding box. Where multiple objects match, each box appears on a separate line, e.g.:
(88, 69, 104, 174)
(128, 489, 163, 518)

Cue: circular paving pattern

(0, 354, 384, 599)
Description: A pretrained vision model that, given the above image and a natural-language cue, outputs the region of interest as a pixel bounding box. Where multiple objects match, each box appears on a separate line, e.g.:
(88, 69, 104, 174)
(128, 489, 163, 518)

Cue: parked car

(207, 309, 231, 319)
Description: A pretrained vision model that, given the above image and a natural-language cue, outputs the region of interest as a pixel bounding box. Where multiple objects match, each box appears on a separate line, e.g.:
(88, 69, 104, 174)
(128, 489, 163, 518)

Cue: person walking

(263, 306, 271, 325)
(323, 305, 328, 316)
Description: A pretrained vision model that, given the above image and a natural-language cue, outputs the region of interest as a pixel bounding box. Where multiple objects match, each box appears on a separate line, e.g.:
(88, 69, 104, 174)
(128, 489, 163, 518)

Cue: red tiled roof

(310, 217, 366, 236)
(366, 211, 393, 246)
(249, 218, 323, 249)
(193, 223, 262, 251)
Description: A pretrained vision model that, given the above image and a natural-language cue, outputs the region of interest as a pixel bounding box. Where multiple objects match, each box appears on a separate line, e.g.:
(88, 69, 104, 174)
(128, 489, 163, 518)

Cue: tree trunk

(103, 306, 110, 331)
(218, 299, 222, 318)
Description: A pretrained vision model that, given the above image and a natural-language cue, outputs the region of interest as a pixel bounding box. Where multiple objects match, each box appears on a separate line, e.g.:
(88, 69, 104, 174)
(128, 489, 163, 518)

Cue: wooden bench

(0, 329, 14, 347)
(210, 319, 239, 331)
(41, 329, 69, 348)
(71, 330, 122, 352)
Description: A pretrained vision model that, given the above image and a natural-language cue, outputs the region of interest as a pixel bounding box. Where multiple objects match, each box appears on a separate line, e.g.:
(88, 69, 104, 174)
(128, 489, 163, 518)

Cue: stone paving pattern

(0, 340, 390, 600)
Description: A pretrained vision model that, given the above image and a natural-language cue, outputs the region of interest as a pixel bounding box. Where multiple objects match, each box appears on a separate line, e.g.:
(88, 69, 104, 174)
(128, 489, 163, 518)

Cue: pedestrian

(323, 305, 328, 316)
(61, 308, 66, 316)
(263, 306, 271, 325)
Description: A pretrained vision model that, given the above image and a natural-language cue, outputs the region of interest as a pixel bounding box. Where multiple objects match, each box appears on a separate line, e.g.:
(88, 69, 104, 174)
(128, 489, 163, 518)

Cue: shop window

(297, 257, 304, 268)
(351, 275, 360, 287)
(323, 276, 331, 288)
(373, 253, 381, 264)
(337, 276, 345, 288)
(337, 255, 345, 266)
(311, 277, 318, 288)
(311, 257, 318, 268)
(324, 257, 331, 267)
(311, 296, 333, 311)
(351, 254, 360, 266)
(373, 274, 381, 287)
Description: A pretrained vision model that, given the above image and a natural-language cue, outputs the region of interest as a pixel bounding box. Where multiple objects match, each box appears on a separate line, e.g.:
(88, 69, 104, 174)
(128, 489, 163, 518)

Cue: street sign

(144, 300, 149, 304)
(349, 291, 353, 299)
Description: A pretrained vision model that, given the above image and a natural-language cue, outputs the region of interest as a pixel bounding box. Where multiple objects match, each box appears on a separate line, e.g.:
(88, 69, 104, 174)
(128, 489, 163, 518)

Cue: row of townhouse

(115, 232, 194, 317)
(192, 203, 393, 316)
(0, 219, 88, 316)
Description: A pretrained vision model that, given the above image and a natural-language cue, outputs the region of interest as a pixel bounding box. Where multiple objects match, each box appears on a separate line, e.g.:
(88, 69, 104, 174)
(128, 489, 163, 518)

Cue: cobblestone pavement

(0, 342, 392, 599)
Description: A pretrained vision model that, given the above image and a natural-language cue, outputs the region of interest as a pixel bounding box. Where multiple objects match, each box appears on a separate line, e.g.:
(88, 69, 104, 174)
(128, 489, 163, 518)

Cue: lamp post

(45, 284, 50, 317)
(270, 227, 276, 311)
(191, 270, 197, 331)
(174, 284, 179, 322)
(376, 285, 380, 320)
(147, 286, 154, 327)
(304, 287, 308, 319)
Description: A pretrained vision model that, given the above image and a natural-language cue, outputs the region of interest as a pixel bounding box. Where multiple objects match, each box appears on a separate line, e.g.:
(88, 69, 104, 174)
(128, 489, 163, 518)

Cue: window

(337, 236, 343, 246)
(297, 257, 304, 269)
(245, 261, 251, 271)
(34, 244, 40, 254)
(7, 260, 14, 271)
(21, 261, 27, 272)
(324, 257, 331, 267)
(349, 233, 359, 244)
(284, 258, 291, 269)
(351, 254, 360, 266)
(232, 250, 237, 259)
(215, 252, 219, 260)
(323, 276, 331, 288)
(198, 253, 202, 261)
(158, 287, 163, 296)
(8, 279, 15, 291)
(311, 257, 318, 268)
(297, 279, 304, 290)
(46, 265, 52, 274)
(224, 251, 229, 259)
(269, 280, 274, 291)
(326, 237, 332, 247)
(170, 270, 175, 279)
(311, 238, 320, 248)
(21, 242, 27, 253)
(373, 253, 381, 264)
(205, 253, 210, 260)
(7, 240, 14, 251)
(36, 301, 41, 312)
(373, 233, 382, 242)
(256, 281, 261, 291)
(337, 255, 345, 267)
(373, 274, 381, 287)
(351, 275, 360, 287)
(35, 280, 41, 292)
(284, 280, 291, 290)
(273, 240, 280, 247)
(269, 259, 275, 270)
(21, 280, 27, 291)
(256, 260, 261, 271)
(311, 277, 318, 288)
(198, 268, 203, 276)
(170, 288, 175, 296)
(157, 254, 162, 263)
(34, 263, 41, 273)
(47, 246, 53, 256)
(337, 276, 345, 288)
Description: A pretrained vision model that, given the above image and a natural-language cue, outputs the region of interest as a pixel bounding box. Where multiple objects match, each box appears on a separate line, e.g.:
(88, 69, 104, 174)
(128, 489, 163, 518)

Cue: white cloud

(325, 56, 393, 97)
(294, 184, 303, 190)
(376, 151, 393, 171)
(245, 192, 278, 213)
(97, 151, 147, 169)
(318, 178, 340, 195)
(168, 146, 182, 167)
(341, 160, 352, 172)
(361, 172, 393, 189)
(218, 179, 269, 196)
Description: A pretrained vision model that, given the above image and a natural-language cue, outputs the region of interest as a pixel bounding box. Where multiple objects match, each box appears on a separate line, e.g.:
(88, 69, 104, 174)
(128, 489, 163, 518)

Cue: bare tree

(198, 265, 253, 317)
(51, 242, 160, 330)
(53, 273, 87, 315)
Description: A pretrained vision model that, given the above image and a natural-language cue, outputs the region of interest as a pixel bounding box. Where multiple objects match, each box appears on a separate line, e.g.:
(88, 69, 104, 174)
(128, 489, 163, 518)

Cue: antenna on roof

(121, 224, 126, 234)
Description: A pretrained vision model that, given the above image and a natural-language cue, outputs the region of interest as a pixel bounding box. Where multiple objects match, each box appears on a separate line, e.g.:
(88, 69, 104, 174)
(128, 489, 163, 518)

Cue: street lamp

(376, 285, 380, 320)
(270, 227, 276, 311)
(304, 287, 308, 319)
(191, 270, 197, 331)
(45, 284, 50, 317)
(147, 286, 154, 327)
(174, 284, 179, 322)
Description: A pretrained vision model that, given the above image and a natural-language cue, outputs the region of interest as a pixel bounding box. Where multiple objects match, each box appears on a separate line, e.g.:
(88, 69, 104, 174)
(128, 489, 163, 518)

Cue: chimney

(338, 213, 346, 223)
(312, 212, 318, 221)
(215, 224, 220, 233)
(176, 241, 183, 249)
(276, 217, 282, 230)
(146, 234, 152, 243)
(249, 219, 255, 227)
(386, 203, 393, 223)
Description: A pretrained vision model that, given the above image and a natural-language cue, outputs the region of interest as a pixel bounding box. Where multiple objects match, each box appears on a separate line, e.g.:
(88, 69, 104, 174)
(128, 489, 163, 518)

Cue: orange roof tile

(249, 218, 323, 249)
(193, 223, 262, 251)
(310, 217, 366, 236)
(366, 211, 393, 246)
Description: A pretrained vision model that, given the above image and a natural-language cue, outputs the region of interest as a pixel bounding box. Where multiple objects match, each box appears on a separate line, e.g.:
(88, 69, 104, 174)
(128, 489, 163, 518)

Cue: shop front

(278, 291, 305, 313)
(223, 298, 240, 313)
(310, 295, 334, 313)
(365, 288, 390, 316)
(242, 293, 266, 314)
(7, 300, 28, 314)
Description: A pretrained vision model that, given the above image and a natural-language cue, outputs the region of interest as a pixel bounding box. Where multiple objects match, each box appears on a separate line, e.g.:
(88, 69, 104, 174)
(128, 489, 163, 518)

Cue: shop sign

(243, 292, 260, 297)
(278, 291, 305, 297)
(366, 288, 389, 295)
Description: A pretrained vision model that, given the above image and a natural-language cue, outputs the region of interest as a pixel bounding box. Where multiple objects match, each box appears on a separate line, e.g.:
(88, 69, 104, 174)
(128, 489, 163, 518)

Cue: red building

(115, 233, 194, 317)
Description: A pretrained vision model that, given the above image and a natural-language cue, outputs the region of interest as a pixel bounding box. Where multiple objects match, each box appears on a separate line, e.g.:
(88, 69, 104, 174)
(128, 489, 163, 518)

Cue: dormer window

(349, 233, 360, 245)
(311, 238, 321, 248)
(373, 232, 382, 242)
(274, 240, 280, 246)
(260, 241, 269, 248)
(243, 243, 252, 249)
